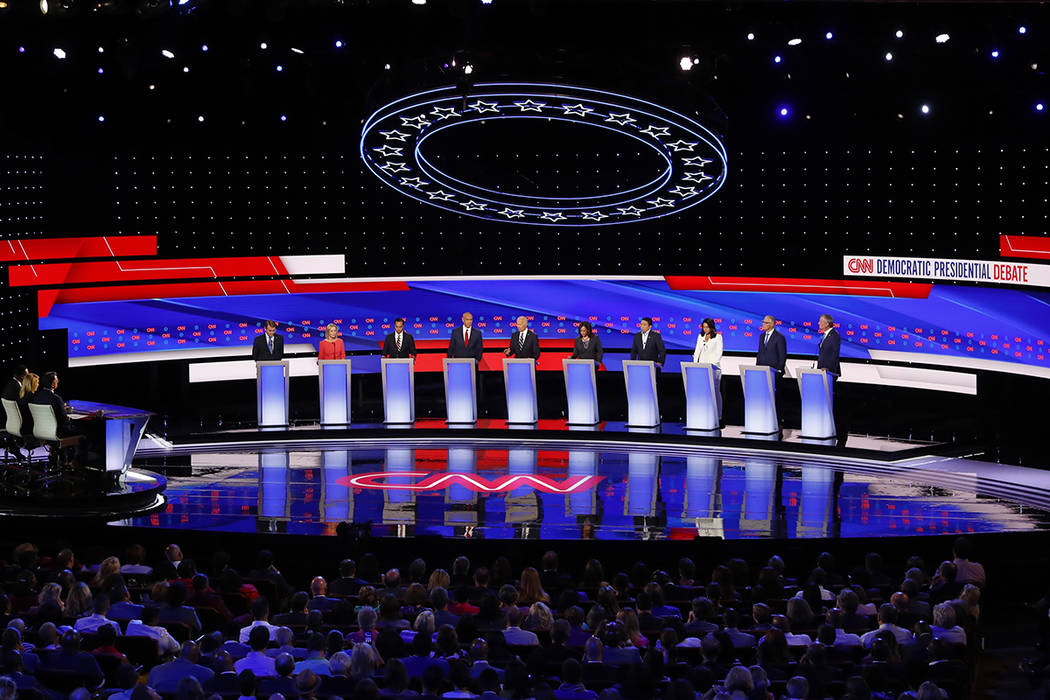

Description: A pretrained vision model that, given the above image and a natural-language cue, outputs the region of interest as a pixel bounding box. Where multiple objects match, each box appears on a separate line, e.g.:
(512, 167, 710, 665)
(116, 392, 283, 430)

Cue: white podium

(563, 359, 600, 426)
(443, 358, 477, 424)
(256, 360, 290, 428)
(624, 360, 659, 428)
(798, 368, 836, 442)
(741, 364, 778, 437)
(503, 358, 538, 425)
(318, 359, 352, 428)
(681, 362, 721, 432)
(382, 358, 416, 424)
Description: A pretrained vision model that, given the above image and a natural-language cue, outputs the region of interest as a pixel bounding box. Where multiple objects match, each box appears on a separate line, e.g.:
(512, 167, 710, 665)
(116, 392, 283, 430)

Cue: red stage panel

(11, 256, 293, 287)
(1000, 235, 1050, 260)
(0, 236, 156, 262)
(665, 275, 932, 299)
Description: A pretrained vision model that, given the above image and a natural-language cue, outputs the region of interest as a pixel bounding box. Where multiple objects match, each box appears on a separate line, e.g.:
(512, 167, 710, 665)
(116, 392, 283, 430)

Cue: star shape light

(379, 130, 410, 142)
(540, 211, 567, 222)
(399, 176, 429, 190)
(646, 197, 675, 208)
(604, 112, 636, 126)
(427, 189, 456, 201)
(561, 103, 594, 117)
(666, 140, 698, 152)
(669, 185, 698, 198)
(430, 106, 460, 120)
(499, 208, 526, 219)
(468, 100, 500, 114)
(379, 161, 410, 175)
(513, 99, 546, 112)
(681, 156, 713, 167)
(683, 171, 713, 184)
(372, 145, 403, 157)
(462, 200, 488, 211)
(400, 114, 432, 130)
(640, 125, 670, 138)
(615, 205, 644, 217)
(580, 211, 609, 221)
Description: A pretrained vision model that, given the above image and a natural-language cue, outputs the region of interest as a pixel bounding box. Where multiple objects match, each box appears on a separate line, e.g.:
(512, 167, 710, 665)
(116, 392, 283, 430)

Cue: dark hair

(250, 596, 269, 620)
(12, 364, 27, 377)
(237, 669, 257, 695)
(141, 605, 160, 625)
(263, 320, 277, 329)
(394, 318, 405, 324)
(641, 317, 653, 326)
(248, 625, 270, 651)
(339, 559, 356, 578)
(167, 582, 187, 607)
(701, 318, 717, 336)
(578, 321, 593, 336)
(42, 371, 58, 388)
(953, 537, 972, 560)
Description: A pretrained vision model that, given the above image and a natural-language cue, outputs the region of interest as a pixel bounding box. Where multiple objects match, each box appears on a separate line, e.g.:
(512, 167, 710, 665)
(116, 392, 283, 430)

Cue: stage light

(161, 49, 175, 59)
(885, 52, 893, 61)
(825, 31, 833, 40)
(52, 48, 66, 59)
(275, 65, 283, 72)
(97, 115, 104, 122)
(148, 84, 155, 90)
(773, 55, 782, 64)
(991, 50, 1000, 58)
(895, 30, 903, 38)
(197, 115, 204, 122)
(921, 104, 931, 114)
(463, 64, 473, 75)
(260, 42, 268, 50)
(1019, 26, 1027, 34)
(39, 0, 47, 14)
(746, 32, 755, 41)
(335, 40, 344, 48)
(17, 46, 24, 53)
(97, 67, 103, 74)
(290, 47, 304, 55)
(788, 38, 802, 46)
(935, 34, 950, 44)
(280, 115, 287, 122)
(182, 66, 189, 73)
(201, 44, 208, 52)
(384, 63, 391, 70)
(778, 106, 790, 118)
(1038, 103, 1046, 112)
(481, 0, 492, 4)
(98, 47, 104, 53)
(679, 56, 693, 71)
(412, 0, 425, 4)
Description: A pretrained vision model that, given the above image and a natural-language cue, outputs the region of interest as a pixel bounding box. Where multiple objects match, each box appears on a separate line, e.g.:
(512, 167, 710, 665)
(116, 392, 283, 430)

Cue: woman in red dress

(318, 323, 346, 360)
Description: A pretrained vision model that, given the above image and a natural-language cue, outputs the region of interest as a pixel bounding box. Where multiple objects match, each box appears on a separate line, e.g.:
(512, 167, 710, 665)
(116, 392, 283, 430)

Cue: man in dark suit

(448, 312, 484, 361)
(252, 320, 284, 361)
(503, 316, 540, 359)
(382, 318, 416, 358)
(756, 315, 787, 376)
(629, 317, 666, 368)
(39, 629, 103, 688)
(29, 371, 76, 436)
(816, 313, 841, 378)
(2, 364, 27, 402)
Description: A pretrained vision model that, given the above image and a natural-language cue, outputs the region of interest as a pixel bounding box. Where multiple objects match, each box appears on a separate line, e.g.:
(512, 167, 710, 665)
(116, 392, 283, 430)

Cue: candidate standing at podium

(571, 322, 603, 365)
(448, 312, 483, 361)
(693, 318, 724, 423)
(816, 313, 841, 381)
(252, 320, 285, 361)
(630, 317, 666, 368)
(318, 323, 346, 360)
(756, 315, 786, 378)
(383, 318, 416, 358)
(504, 316, 540, 359)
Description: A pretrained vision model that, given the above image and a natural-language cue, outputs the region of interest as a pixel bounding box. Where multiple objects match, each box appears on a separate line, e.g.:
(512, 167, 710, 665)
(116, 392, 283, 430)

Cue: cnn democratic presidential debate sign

(844, 255, 1049, 288)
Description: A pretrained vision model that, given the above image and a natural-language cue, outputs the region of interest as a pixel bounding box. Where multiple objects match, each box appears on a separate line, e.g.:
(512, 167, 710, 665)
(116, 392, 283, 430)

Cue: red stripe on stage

(36, 279, 410, 317)
(9, 256, 304, 287)
(0, 236, 157, 262)
(1000, 234, 1050, 260)
(665, 275, 932, 298)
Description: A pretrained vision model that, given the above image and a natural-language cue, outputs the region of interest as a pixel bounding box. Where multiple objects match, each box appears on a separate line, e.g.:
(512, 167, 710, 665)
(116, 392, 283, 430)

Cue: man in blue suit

(816, 313, 841, 379)
(756, 315, 786, 376)
(448, 312, 484, 361)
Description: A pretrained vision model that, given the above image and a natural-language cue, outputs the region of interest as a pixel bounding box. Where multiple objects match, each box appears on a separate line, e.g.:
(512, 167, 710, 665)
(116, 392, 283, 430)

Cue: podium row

(257, 358, 838, 441)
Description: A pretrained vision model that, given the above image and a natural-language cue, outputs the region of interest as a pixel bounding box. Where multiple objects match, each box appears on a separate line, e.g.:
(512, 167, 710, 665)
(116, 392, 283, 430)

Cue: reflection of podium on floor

(741, 365, 778, 438)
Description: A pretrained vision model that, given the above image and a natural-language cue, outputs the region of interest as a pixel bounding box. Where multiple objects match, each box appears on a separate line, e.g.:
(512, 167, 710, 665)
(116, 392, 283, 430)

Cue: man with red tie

(448, 311, 484, 362)
(382, 318, 416, 358)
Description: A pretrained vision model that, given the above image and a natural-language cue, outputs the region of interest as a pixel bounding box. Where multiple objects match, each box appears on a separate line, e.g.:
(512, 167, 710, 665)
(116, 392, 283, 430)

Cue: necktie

(396, 334, 402, 352)
(519, 332, 525, 349)
(464, 328, 469, 345)
(267, 336, 273, 354)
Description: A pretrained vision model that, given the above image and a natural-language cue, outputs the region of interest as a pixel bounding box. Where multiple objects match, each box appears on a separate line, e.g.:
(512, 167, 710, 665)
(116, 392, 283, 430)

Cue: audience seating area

(0, 539, 987, 700)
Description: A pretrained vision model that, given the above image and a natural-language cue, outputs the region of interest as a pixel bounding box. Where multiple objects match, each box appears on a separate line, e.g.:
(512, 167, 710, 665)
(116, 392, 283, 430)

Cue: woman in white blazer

(692, 318, 724, 423)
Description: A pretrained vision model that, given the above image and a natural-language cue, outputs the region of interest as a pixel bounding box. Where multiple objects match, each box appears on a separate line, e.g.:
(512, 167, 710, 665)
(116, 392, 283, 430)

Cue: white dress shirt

(640, 330, 650, 348)
(693, 333, 723, 365)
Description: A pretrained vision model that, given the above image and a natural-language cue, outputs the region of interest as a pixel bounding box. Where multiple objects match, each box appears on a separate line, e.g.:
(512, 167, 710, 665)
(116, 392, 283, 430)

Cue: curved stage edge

(0, 468, 167, 520)
(135, 423, 1050, 514)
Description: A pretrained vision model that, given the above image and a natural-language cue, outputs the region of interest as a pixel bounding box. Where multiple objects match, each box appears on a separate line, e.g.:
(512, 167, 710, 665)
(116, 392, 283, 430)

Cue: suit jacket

(756, 329, 787, 373)
(506, 329, 541, 359)
(29, 387, 74, 435)
(630, 331, 666, 366)
(252, 332, 285, 361)
(383, 331, 416, 358)
(571, 336, 603, 363)
(448, 326, 484, 361)
(2, 377, 20, 402)
(817, 328, 841, 376)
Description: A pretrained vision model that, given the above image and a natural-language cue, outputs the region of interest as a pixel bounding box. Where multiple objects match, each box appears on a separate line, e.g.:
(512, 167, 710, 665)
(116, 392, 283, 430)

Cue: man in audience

(503, 607, 539, 646)
(403, 633, 449, 679)
(234, 625, 277, 677)
(554, 658, 598, 700)
(330, 559, 367, 596)
(73, 594, 121, 635)
(125, 605, 180, 656)
(119, 545, 153, 578)
(720, 608, 757, 650)
(467, 638, 505, 681)
(107, 584, 144, 622)
(239, 597, 284, 643)
(580, 636, 612, 685)
(469, 566, 495, 603)
(187, 573, 232, 620)
(784, 675, 810, 700)
(951, 537, 986, 586)
(861, 604, 915, 647)
(258, 652, 297, 698)
(419, 664, 445, 700)
(931, 603, 967, 645)
(449, 587, 479, 617)
(248, 550, 291, 600)
(154, 544, 184, 581)
(273, 591, 310, 627)
(293, 633, 330, 676)
(900, 579, 933, 621)
(265, 627, 305, 661)
(430, 586, 460, 628)
(159, 581, 202, 637)
(147, 641, 214, 694)
(306, 576, 338, 612)
(39, 630, 103, 688)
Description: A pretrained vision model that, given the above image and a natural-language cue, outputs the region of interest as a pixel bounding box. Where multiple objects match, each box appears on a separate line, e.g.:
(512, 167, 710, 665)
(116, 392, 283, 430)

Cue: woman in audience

(931, 603, 967, 645)
(65, 582, 94, 618)
(616, 609, 648, 649)
(404, 610, 435, 644)
(785, 597, 815, 632)
(517, 568, 549, 606)
(400, 583, 428, 620)
(349, 606, 379, 644)
(379, 657, 416, 699)
(526, 602, 553, 633)
(91, 557, 121, 591)
(31, 583, 64, 624)
(580, 559, 604, 592)
(435, 625, 466, 661)
(349, 642, 381, 681)
(427, 569, 451, 594)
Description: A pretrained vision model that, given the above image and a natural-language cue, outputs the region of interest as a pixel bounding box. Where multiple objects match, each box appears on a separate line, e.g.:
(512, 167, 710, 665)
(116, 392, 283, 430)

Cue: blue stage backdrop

(41, 277, 1050, 374)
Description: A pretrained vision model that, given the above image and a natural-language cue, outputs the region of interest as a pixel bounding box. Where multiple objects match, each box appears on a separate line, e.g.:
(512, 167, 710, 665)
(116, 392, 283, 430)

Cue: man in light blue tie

(252, 320, 285, 361)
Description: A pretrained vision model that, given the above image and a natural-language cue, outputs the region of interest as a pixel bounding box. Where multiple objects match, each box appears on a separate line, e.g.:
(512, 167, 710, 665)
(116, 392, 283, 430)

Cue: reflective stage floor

(120, 438, 1050, 540)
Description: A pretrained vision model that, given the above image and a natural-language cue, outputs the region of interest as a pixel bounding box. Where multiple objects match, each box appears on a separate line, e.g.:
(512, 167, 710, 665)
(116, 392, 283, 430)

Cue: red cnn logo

(847, 257, 874, 274)
(338, 471, 604, 494)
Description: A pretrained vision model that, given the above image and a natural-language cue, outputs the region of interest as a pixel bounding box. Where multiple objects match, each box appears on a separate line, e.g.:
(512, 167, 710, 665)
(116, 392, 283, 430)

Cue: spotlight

(1037, 103, 1045, 112)
(1019, 25, 1027, 34)
(773, 55, 782, 64)
(463, 64, 473, 75)
(161, 49, 175, 59)
(991, 50, 1000, 58)
(201, 44, 208, 52)
(679, 56, 693, 71)
(52, 48, 66, 59)
(920, 104, 930, 114)
(884, 52, 893, 61)
(935, 34, 950, 44)
(97, 115, 104, 122)
(778, 106, 790, 118)
(825, 31, 833, 40)
(18, 46, 24, 53)
(787, 38, 802, 46)
(182, 66, 189, 73)
(280, 115, 287, 122)
(411, 0, 425, 4)
(275, 65, 283, 72)
(290, 47, 304, 55)
(39, 0, 47, 14)
(197, 115, 204, 122)
(481, 0, 492, 4)
(746, 32, 755, 41)
(148, 84, 155, 90)
(384, 63, 391, 70)
(895, 30, 903, 38)
(335, 40, 344, 48)
(260, 42, 268, 50)
(97, 67, 103, 74)
(97, 47, 104, 53)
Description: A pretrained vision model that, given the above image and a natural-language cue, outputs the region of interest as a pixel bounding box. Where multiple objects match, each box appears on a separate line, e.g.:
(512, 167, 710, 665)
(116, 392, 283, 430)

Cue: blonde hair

(19, 374, 38, 400)
(93, 556, 121, 587)
(326, 323, 339, 340)
(427, 569, 450, 593)
(65, 582, 93, 618)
